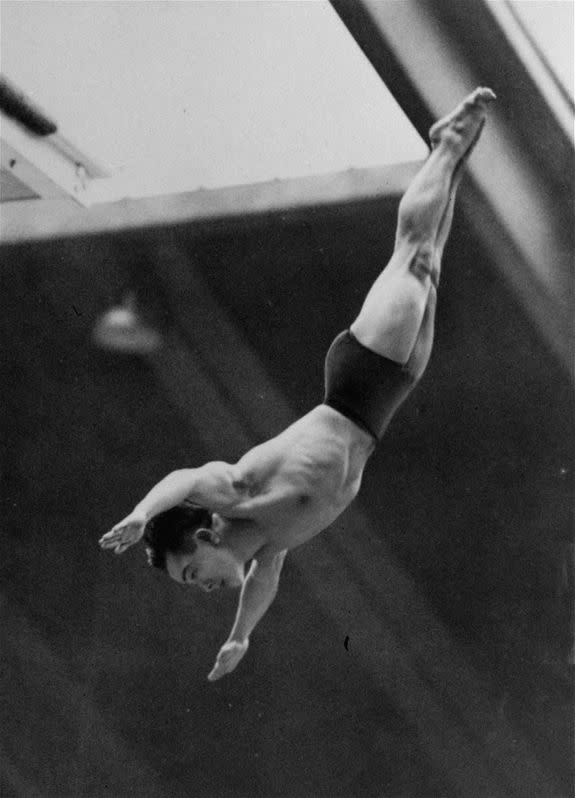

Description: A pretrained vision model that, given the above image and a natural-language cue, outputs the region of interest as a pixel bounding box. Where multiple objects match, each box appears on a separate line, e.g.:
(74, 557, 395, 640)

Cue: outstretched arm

(208, 548, 287, 681)
(133, 463, 242, 518)
(99, 462, 242, 553)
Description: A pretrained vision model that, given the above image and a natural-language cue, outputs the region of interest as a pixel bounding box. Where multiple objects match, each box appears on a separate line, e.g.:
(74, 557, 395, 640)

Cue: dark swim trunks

(323, 329, 418, 441)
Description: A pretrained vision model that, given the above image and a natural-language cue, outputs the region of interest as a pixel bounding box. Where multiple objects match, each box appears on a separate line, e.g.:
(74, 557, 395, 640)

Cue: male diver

(100, 88, 496, 681)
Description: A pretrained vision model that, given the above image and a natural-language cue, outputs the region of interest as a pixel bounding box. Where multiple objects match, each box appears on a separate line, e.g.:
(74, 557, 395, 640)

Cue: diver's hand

(207, 639, 249, 682)
(99, 510, 147, 554)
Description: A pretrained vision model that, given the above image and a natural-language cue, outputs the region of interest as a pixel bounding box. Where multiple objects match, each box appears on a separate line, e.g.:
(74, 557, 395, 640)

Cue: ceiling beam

(0, 161, 419, 245)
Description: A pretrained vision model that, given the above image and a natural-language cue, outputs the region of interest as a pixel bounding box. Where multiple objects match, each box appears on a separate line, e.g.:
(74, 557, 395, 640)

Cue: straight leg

(350, 88, 495, 366)
(405, 118, 486, 380)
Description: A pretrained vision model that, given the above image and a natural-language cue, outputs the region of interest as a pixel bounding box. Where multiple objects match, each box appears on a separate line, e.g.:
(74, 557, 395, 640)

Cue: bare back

(225, 405, 375, 550)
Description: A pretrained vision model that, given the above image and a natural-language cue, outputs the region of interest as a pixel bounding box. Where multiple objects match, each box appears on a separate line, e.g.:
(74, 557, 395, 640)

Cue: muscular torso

(223, 405, 375, 551)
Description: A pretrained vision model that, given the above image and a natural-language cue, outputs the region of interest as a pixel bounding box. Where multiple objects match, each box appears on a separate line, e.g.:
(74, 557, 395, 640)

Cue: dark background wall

(1, 196, 572, 797)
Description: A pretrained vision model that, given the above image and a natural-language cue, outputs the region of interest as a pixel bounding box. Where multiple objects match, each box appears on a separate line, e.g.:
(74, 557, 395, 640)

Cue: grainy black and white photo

(1, 1, 573, 796)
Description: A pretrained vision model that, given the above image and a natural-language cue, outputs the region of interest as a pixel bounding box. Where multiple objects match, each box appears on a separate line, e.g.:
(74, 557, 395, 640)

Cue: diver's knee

(408, 243, 436, 284)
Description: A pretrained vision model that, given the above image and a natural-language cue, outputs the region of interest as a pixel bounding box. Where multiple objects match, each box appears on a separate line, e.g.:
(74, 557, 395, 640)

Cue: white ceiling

(1, 0, 427, 200)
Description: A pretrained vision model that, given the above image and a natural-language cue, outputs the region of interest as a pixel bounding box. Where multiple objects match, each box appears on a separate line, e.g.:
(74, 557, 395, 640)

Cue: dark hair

(143, 502, 212, 571)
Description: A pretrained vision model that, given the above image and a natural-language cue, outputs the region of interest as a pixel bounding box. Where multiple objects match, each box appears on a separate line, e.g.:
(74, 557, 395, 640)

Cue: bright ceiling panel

(1, 0, 427, 198)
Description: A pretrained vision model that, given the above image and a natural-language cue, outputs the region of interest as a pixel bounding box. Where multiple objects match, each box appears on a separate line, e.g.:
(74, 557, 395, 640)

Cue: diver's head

(144, 504, 244, 591)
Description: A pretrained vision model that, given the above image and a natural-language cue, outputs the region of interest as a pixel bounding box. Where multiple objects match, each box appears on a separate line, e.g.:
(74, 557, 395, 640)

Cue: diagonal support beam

(330, 0, 574, 378)
(1, 73, 109, 210)
(1, 115, 96, 207)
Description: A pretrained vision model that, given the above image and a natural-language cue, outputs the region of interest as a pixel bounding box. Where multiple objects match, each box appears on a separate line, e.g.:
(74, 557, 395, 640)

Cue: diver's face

(166, 536, 244, 592)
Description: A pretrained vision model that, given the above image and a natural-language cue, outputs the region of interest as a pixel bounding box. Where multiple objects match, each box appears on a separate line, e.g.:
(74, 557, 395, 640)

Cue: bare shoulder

(232, 443, 282, 493)
(198, 458, 270, 503)
(191, 460, 253, 509)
